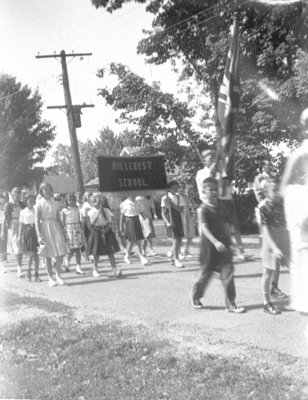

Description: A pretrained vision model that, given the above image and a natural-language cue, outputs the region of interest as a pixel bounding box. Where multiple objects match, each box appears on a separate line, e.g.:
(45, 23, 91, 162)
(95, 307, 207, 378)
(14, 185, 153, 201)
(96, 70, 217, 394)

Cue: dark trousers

(192, 261, 236, 308)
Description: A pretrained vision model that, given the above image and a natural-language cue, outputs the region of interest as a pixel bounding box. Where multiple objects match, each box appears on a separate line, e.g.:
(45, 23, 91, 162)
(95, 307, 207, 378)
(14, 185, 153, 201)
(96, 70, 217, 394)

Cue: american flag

(216, 17, 240, 180)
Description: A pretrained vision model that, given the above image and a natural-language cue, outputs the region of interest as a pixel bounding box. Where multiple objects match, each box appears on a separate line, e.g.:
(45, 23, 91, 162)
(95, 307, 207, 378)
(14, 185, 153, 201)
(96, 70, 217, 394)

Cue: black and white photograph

(0, 0, 308, 398)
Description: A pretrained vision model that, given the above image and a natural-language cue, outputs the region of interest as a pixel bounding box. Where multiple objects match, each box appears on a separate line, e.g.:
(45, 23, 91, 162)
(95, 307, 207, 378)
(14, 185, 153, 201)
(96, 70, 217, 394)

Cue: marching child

(87, 192, 121, 278)
(259, 177, 290, 314)
(18, 194, 41, 282)
(191, 177, 245, 313)
(161, 181, 185, 268)
(35, 182, 68, 287)
(119, 194, 150, 266)
(62, 194, 86, 275)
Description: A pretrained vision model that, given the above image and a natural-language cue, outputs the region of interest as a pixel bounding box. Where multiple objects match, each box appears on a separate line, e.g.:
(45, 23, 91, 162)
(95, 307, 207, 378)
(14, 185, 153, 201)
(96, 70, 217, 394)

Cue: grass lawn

(0, 291, 306, 400)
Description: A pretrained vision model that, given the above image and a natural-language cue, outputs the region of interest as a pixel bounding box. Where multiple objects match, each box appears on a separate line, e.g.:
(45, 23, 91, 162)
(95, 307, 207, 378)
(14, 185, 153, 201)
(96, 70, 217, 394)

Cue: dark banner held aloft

(98, 155, 167, 192)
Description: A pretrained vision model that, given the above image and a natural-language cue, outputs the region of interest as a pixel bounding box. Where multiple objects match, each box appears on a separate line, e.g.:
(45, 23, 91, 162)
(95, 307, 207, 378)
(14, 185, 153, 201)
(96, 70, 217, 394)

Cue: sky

(0, 0, 178, 163)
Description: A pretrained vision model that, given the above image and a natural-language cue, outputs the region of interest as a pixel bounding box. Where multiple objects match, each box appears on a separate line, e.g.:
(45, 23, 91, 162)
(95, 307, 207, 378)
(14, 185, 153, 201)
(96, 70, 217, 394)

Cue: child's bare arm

(161, 207, 171, 227)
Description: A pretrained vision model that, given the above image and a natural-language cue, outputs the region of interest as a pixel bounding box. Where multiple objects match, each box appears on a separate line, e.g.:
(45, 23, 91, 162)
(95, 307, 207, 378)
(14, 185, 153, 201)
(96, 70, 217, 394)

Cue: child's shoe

(270, 287, 287, 298)
(17, 267, 25, 278)
(34, 274, 42, 282)
(48, 278, 57, 287)
(56, 274, 65, 286)
(0, 264, 7, 273)
(226, 304, 246, 313)
(140, 255, 150, 266)
(76, 265, 85, 275)
(174, 260, 184, 269)
(92, 269, 100, 278)
(124, 255, 131, 264)
(263, 302, 281, 315)
(192, 299, 204, 309)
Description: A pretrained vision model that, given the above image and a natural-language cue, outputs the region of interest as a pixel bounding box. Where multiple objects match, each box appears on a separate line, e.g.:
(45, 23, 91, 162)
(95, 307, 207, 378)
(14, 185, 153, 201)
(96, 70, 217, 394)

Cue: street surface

(1, 224, 308, 383)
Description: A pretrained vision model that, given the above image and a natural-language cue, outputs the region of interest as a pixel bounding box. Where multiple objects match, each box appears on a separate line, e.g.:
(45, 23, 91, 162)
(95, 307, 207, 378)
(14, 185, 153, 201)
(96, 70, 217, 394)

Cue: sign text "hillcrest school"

(98, 155, 167, 192)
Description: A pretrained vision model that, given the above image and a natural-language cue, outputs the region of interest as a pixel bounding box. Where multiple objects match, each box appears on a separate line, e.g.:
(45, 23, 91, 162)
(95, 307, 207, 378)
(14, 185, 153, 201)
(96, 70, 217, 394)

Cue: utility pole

(36, 50, 94, 193)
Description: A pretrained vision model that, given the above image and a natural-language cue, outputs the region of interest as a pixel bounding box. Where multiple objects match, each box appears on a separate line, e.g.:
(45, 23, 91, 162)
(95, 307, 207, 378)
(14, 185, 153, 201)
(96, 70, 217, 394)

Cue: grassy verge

(0, 292, 306, 400)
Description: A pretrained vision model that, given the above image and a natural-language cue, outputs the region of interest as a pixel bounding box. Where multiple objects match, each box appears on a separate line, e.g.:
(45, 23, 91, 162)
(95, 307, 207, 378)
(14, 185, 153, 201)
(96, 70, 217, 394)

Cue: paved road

(1, 232, 307, 369)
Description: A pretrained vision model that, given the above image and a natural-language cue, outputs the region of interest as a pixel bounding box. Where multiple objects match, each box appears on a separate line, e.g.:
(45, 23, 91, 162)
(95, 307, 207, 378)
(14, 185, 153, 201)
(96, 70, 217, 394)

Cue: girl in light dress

(86, 192, 121, 278)
(35, 182, 67, 287)
(18, 194, 41, 282)
(62, 194, 86, 275)
(1, 187, 25, 277)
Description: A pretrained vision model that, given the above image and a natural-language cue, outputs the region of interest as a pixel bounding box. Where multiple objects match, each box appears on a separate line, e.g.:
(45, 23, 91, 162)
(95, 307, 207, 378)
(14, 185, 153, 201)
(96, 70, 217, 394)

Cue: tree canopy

(92, 0, 308, 186)
(0, 75, 55, 190)
(49, 127, 139, 184)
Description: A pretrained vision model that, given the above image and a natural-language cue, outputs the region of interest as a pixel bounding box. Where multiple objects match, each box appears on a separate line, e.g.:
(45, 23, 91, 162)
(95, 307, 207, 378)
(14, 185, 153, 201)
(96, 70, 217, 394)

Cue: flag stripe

(216, 17, 240, 180)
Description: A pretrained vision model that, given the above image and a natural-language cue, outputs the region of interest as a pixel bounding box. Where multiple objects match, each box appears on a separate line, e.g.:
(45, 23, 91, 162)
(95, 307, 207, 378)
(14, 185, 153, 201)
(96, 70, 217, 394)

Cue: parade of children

(0, 163, 305, 333)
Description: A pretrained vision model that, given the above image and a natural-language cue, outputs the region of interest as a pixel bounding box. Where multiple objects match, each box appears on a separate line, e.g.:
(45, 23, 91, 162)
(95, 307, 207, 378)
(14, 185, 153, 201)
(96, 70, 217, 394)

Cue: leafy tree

(92, 0, 308, 187)
(50, 126, 140, 184)
(98, 63, 212, 173)
(0, 74, 55, 190)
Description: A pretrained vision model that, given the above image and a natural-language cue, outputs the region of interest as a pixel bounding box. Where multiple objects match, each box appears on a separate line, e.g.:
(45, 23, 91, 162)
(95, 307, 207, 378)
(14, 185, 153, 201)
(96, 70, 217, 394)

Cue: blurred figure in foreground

(281, 108, 308, 342)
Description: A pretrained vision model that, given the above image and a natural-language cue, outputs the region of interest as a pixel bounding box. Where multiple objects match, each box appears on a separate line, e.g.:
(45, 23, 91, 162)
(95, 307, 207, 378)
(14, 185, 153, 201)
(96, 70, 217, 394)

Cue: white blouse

(19, 207, 35, 225)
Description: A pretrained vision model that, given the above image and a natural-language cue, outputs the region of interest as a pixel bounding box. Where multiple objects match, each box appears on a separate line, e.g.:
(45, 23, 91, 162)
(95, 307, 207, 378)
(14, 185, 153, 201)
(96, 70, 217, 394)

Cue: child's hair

(168, 180, 179, 189)
(26, 194, 36, 202)
(65, 193, 76, 206)
(201, 149, 214, 157)
(39, 182, 53, 197)
(11, 186, 21, 194)
(202, 177, 218, 187)
(91, 192, 102, 205)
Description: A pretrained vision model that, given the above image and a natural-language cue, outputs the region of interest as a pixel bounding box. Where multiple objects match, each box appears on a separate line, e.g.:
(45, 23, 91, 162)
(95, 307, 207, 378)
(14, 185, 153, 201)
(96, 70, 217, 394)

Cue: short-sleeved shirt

(19, 207, 35, 225)
(199, 202, 231, 248)
(259, 197, 286, 229)
(120, 198, 141, 217)
(88, 207, 112, 227)
(62, 207, 80, 225)
(198, 202, 233, 269)
(161, 193, 185, 209)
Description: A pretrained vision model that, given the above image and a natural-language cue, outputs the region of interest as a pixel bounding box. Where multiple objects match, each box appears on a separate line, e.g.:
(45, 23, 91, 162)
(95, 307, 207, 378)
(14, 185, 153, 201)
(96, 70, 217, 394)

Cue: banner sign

(98, 155, 167, 192)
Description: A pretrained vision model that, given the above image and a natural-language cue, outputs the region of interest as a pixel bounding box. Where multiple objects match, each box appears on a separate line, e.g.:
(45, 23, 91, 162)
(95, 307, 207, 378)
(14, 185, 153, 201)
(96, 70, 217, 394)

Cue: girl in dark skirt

(18, 194, 41, 281)
(161, 181, 185, 268)
(86, 192, 121, 278)
(119, 195, 150, 266)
